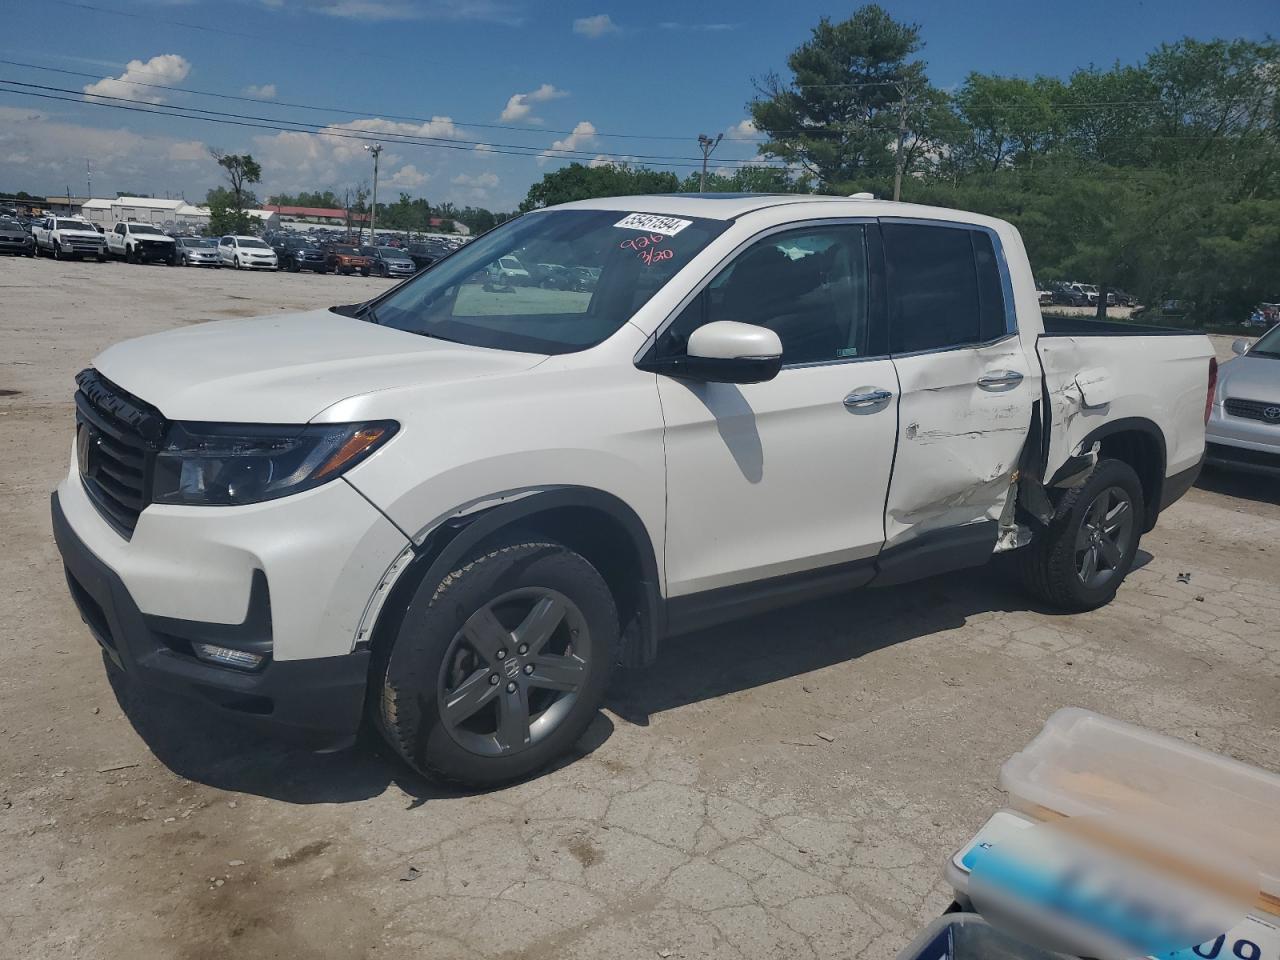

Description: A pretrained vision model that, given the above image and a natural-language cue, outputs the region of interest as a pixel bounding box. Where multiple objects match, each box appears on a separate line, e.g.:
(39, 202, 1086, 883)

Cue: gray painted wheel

(438, 587, 590, 758)
(1074, 485, 1135, 589)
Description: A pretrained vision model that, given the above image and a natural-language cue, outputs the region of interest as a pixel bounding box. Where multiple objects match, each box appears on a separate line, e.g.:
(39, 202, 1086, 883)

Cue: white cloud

(539, 120, 596, 164)
(243, 83, 277, 99)
(473, 142, 494, 153)
(658, 21, 736, 32)
(167, 140, 208, 162)
(386, 163, 429, 188)
(452, 171, 499, 188)
(271, 0, 523, 22)
(573, 14, 617, 38)
(83, 54, 191, 104)
(727, 118, 757, 138)
(499, 83, 568, 123)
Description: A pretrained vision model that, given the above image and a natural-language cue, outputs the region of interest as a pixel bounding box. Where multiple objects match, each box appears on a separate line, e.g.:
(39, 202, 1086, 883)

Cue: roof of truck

(547, 193, 1009, 232)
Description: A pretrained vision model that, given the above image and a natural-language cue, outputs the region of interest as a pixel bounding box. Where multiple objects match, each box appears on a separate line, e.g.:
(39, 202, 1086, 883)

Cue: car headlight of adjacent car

(151, 420, 398, 506)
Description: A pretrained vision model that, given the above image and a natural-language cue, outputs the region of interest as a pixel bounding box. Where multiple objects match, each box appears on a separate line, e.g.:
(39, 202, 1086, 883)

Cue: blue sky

(2, 0, 1277, 210)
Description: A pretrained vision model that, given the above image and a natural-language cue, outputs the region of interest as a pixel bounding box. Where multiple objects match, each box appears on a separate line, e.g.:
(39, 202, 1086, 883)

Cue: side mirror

(642, 320, 784, 385)
(1232, 338, 1249, 356)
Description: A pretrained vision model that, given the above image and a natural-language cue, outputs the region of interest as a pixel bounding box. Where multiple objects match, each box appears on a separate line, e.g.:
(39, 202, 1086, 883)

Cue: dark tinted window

(660, 225, 870, 366)
(883, 223, 1008, 353)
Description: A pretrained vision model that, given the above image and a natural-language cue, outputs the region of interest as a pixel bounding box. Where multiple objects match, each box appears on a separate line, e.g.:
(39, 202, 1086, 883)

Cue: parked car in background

(483, 254, 531, 290)
(0, 215, 35, 256)
(1034, 280, 1053, 306)
(325, 244, 371, 276)
(1110, 289, 1136, 307)
(1206, 327, 1280, 476)
(176, 237, 221, 268)
(360, 245, 416, 279)
(406, 241, 449, 272)
(219, 235, 278, 270)
(33, 216, 108, 261)
(52, 194, 1216, 787)
(107, 222, 177, 264)
(274, 236, 328, 273)
(1050, 282, 1088, 307)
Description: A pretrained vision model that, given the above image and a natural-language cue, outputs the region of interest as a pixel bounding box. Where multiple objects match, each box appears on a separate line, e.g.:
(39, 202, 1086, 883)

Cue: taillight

(1204, 356, 1218, 424)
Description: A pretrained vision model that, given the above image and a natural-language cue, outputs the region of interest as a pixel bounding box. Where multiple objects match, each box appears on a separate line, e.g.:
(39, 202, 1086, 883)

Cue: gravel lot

(1, 256, 1277, 960)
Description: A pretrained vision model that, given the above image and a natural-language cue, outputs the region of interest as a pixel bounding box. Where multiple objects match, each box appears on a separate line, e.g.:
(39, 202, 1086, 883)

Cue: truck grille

(74, 370, 167, 538)
(1224, 397, 1280, 423)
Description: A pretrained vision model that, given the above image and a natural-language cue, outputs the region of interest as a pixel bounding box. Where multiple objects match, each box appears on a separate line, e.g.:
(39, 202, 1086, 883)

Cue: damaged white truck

(52, 195, 1215, 785)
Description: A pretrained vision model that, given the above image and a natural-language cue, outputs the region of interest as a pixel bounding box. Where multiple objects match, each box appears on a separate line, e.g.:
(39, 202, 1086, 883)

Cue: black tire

(97, 254, 107, 263)
(360, 267, 370, 277)
(1019, 459, 1145, 612)
(287, 258, 300, 273)
(234, 257, 241, 270)
(376, 540, 618, 787)
(52, 242, 62, 261)
(125, 246, 135, 264)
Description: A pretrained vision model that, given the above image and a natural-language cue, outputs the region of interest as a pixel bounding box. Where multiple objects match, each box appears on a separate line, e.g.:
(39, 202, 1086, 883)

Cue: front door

(879, 219, 1037, 548)
(651, 222, 899, 599)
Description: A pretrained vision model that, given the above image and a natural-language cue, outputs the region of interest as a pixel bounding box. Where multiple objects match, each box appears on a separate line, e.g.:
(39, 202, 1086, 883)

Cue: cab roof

(546, 193, 1009, 231)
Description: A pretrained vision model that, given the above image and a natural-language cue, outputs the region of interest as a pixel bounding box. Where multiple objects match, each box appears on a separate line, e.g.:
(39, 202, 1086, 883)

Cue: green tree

(679, 164, 810, 194)
(950, 74, 1063, 172)
(747, 5, 934, 190)
(210, 150, 261, 222)
(520, 163, 680, 212)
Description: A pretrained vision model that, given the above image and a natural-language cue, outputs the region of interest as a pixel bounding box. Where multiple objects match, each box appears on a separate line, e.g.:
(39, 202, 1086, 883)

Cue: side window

(115, 224, 125, 236)
(882, 223, 1008, 353)
(660, 225, 870, 366)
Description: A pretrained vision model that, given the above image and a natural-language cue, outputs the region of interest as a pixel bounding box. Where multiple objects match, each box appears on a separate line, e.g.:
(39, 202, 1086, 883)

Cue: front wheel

(376, 540, 617, 787)
(234, 257, 241, 269)
(1019, 459, 1145, 612)
(52, 243, 63, 260)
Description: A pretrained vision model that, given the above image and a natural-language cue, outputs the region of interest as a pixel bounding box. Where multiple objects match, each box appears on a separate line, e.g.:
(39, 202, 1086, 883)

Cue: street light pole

(697, 133, 722, 192)
(364, 143, 382, 244)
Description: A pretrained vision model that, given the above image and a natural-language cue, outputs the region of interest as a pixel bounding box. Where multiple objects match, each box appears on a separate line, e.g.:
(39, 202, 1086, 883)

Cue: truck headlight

(151, 420, 397, 506)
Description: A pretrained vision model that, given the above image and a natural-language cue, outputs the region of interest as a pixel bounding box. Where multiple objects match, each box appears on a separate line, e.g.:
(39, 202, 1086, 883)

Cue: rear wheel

(1019, 459, 1144, 612)
(376, 540, 617, 787)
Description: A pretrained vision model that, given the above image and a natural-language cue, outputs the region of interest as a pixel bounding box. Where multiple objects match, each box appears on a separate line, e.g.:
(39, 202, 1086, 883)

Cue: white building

(79, 197, 278, 234)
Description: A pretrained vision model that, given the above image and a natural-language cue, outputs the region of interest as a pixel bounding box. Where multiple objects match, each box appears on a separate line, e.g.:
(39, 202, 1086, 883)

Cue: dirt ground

(1, 255, 1277, 960)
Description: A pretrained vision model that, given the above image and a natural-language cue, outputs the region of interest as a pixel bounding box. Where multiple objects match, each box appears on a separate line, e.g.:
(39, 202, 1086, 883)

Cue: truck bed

(1041, 314, 1195, 337)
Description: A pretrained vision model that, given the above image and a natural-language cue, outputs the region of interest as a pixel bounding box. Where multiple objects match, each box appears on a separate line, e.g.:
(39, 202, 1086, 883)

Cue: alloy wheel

(1075, 486, 1135, 588)
(438, 588, 590, 758)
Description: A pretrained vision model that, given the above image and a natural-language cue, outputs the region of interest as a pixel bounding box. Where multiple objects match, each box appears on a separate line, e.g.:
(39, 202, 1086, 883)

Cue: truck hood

(1220, 353, 1280, 403)
(57, 229, 102, 239)
(92, 309, 546, 423)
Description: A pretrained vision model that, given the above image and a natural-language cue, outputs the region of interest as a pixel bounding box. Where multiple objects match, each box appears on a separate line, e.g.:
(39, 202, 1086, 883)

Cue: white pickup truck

(32, 215, 107, 261)
(52, 195, 1215, 786)
(106, 221, 177, 264)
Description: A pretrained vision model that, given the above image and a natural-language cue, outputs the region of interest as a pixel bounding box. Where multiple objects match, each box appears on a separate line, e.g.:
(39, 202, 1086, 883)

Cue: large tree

(747, 5, 935, 192)
(520, 163, 680, 212)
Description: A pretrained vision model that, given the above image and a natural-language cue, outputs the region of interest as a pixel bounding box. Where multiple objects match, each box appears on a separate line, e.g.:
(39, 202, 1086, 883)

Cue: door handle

(977, 370, 1024, 389)
(844, 388, 894, 408)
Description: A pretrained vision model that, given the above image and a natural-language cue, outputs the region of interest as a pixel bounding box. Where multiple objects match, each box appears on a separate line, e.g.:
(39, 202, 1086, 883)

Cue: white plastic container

(999, 708, 1280, 914)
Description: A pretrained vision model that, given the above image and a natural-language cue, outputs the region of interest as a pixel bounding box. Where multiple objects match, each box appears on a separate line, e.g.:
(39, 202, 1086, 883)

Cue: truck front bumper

(53, 491, 371, 749)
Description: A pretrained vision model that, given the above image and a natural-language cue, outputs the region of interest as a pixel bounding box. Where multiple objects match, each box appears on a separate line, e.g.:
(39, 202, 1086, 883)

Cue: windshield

(332, 245, 358, 255)
(238, 238, 270, 249)
(129, 224, 163, 235)
(183, 238, 216, 248)
(1250, 324, 1280, 358)
(57, 219, 92, 230)
(370, 209, 729, 355)
(378, 247, 404, 258)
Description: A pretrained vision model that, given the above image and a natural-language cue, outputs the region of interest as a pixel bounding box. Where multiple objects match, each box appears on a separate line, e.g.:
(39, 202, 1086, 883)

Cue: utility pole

(697, 133, 722, 192)
(892, 83, 911, 202)
(85, 159, 92, 200)
(364, 142, 382, 245)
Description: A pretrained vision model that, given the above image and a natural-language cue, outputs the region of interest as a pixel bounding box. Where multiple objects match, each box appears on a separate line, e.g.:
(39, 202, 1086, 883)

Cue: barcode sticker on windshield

(614, 213, 693, 236)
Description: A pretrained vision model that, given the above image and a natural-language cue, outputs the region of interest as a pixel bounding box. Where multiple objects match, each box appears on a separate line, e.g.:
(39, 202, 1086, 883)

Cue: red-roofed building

(265, 205, 369, 224)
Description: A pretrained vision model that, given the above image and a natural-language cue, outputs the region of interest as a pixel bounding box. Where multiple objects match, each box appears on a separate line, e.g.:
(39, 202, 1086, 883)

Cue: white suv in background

(219, 235, 278, 270)
(53, 195, 1213, 787)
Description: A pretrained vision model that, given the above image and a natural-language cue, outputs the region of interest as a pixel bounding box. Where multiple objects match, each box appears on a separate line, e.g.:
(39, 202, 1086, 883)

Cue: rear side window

(882, 222, 1009, 353)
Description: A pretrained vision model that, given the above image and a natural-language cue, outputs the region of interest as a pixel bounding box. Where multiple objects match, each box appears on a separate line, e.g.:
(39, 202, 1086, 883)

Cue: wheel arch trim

(1053, 416, 1168, 530)
(357, 485, 664, 667)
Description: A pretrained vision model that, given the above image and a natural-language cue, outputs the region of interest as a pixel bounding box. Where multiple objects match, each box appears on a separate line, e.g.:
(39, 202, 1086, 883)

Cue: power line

(0, 57, 766, 143)
(0, 83, 794, 169)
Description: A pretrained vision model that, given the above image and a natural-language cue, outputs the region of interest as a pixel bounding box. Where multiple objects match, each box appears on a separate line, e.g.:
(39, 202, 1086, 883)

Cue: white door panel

(659, 360, 898, 597)
(885, 339, 1036, 547)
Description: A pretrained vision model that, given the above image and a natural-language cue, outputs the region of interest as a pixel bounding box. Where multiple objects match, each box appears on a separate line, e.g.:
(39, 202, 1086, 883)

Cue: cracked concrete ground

(1, 258, 1277, 959)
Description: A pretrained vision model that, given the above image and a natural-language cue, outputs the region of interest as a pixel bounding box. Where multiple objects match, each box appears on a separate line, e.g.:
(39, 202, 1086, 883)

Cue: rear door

(880, 219, 1037, 549)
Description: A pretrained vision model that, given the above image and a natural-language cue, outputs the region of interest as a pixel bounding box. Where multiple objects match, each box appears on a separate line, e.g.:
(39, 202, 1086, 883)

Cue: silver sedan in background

(176, 236, 221, 268)
(1206, 324, 1280, 475)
